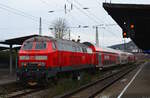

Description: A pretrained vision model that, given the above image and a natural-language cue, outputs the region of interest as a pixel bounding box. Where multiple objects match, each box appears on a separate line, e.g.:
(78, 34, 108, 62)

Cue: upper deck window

(23, 41, 33, 50)
(35, 42, 47, 49)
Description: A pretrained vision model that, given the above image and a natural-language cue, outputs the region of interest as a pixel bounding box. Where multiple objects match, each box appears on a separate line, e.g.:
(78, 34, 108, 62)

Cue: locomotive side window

(77, 46, 81, 52)
(66, 44, 72, 51)
(57, 42, 64, 50)
(68, 44, 73, 51)
(72, 46, 76, 52)
(23, 41, 33, 50)
(63, 44, 68, 51)
(35, 42, 47, 49)
(82, 47, 87, 53)
(52, 42, 56, 50)
(80, 47, 83, 52)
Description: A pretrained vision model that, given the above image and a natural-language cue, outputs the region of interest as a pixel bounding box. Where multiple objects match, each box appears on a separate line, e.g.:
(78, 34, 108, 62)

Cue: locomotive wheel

(51, 76, 58, 85)
(72, 71, 81, 80)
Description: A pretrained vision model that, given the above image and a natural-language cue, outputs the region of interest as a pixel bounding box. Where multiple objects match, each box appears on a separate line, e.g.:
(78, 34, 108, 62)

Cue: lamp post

(93, 25, 105, 47)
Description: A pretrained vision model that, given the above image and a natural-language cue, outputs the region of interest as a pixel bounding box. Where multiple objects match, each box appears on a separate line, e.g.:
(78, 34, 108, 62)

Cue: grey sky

(0, 0, 149, 47)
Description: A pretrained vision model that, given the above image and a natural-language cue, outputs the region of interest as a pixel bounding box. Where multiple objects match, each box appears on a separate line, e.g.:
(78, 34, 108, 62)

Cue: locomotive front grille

(21, 62, 46, 72)
(27, 63, 38, 71)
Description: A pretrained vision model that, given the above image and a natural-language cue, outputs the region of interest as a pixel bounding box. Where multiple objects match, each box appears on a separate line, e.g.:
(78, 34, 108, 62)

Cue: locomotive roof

(55, 38, 89, 48)
(24, 36, 54, 42)
(24, 36, 89, 48)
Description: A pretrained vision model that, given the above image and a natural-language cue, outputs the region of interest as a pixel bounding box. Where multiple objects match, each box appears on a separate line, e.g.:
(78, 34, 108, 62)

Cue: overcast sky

(0, 0, 150, 47)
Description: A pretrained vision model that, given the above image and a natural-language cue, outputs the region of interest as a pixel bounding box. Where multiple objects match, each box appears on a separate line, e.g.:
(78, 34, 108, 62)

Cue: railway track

(6, 87, 45, 98)
(55, 64, 138, 98)
(0, 82, 45, 98)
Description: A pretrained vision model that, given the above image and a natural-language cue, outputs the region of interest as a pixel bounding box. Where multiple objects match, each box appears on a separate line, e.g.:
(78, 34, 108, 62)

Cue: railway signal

(123, 31, 128, 38)
(130, 24, 134, 29)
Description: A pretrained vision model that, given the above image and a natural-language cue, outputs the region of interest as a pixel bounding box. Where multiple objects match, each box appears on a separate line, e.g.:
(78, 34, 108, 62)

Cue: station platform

(95, 62, 150, 98)
(0, 69, 16, 85)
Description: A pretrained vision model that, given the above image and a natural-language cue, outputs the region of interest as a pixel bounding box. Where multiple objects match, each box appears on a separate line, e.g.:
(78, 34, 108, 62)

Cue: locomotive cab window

(35, 41, 47, 49)
(23, 41, 33, 50)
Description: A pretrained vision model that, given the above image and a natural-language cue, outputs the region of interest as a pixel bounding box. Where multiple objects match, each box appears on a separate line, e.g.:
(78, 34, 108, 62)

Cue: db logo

(30, 56, 35, 60)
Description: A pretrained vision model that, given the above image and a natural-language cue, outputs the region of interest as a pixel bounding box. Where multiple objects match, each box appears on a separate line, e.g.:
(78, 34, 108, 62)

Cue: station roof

(0, 46, 9, 51)
(0, 34, 38, 45)
(103, 3, 150, 50)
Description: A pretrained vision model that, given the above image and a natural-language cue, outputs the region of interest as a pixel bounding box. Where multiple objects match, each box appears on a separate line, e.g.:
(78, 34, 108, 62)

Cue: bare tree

(51, 18, 69, 39)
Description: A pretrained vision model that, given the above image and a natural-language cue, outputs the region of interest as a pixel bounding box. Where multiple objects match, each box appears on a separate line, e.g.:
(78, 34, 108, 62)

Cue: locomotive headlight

(20, 56, 29, 60)
(21, 62, 27, 67)
(35, 56, 47, 60)
(37, 62, 45, 67)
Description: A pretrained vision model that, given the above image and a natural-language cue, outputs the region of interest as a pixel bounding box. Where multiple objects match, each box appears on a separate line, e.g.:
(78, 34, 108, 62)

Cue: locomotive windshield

(23, 41, 33, 50)
(35, 41, 47, 49)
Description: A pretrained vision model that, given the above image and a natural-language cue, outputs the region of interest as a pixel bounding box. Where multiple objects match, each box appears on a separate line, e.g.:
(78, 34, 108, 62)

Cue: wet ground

(0, 68, 16, 85)
(95, 62, 150, 98)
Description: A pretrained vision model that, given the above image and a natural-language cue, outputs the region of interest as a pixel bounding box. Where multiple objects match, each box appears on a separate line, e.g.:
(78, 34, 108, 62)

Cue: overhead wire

(40, 0, 51, 7)
(0, 3, 52, 26)
(40, 0, 87, 28)
(0, 5, 38, 22)
(0, 3, 39, 19)
(69, 0, 121, 41)
(66, 0, 101, 24)
(42, 0, 124, 44)
(39, 0, 121, 41)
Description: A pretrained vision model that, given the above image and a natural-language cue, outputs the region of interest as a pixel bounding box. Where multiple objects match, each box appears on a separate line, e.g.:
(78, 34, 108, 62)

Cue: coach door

(96, 53, 102, 67)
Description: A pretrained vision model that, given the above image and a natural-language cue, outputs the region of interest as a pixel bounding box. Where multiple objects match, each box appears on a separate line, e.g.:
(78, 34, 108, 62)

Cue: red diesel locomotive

(17, 36, 135, 85)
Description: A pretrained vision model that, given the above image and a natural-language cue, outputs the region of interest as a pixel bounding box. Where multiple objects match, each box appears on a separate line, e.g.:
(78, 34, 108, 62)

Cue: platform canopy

(103, 3, 150, 50)
(0, 34, 38, 45)
(0, 46, 9, 51)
